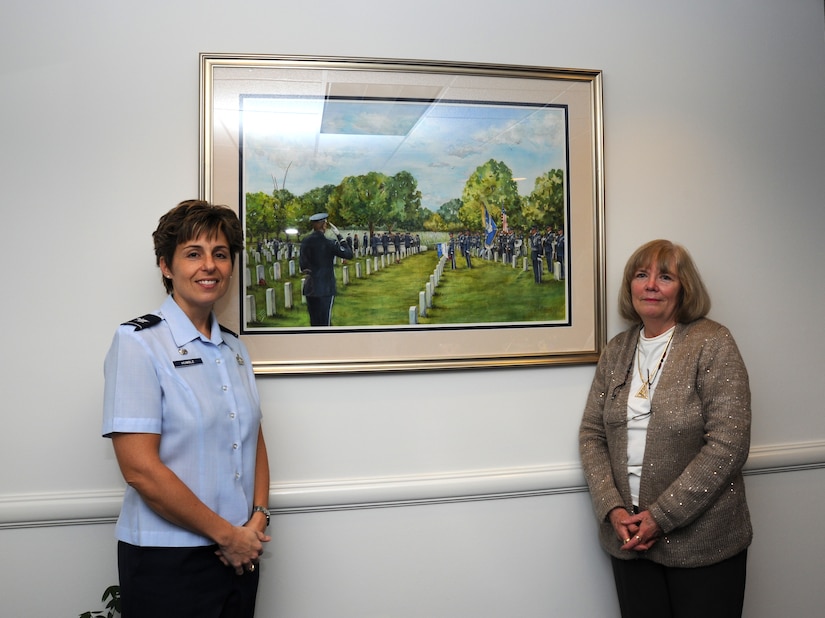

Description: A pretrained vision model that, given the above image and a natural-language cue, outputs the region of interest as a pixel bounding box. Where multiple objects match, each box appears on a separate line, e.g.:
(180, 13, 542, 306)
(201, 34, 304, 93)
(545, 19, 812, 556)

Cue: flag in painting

(482, 204, 497, 247)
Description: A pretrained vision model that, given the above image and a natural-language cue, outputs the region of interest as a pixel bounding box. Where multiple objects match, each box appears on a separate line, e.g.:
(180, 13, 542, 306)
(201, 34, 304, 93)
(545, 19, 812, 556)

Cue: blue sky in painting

(241, 96, 568, 212)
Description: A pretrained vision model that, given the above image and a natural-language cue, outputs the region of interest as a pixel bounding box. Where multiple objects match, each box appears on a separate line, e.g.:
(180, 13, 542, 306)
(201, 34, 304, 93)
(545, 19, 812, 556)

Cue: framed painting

(200, 53, 605, 373)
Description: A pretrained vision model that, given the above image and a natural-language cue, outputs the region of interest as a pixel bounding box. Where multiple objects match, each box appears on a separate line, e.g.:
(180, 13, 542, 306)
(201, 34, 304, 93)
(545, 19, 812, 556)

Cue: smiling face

(160, 230, 233, 326)
(630, 263, 682, 337)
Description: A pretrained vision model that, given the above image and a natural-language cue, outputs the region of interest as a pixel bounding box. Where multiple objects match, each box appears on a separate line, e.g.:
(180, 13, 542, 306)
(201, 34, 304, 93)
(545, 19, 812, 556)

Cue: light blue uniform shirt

(103, 295, 262, 547)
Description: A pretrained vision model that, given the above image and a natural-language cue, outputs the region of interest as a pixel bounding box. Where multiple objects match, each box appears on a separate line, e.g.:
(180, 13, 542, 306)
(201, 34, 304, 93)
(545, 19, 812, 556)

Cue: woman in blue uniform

(103, 200, 271, 618)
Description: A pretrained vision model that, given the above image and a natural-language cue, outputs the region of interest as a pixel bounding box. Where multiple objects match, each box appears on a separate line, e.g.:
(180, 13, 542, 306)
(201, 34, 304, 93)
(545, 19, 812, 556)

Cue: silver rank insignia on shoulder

(122, 314, 162, 331)
(236, 354, 245, 365)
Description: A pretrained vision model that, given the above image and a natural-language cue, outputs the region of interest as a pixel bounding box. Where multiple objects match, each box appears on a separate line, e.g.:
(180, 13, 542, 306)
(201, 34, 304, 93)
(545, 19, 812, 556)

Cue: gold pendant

(635, 382, 649, 399)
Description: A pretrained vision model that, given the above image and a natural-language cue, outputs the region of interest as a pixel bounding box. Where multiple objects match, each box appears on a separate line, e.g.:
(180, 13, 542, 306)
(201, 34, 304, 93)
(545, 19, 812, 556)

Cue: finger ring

(248, 564, 256, 572)
(635, 535, 641, 540)
(624, 538, 630, 544)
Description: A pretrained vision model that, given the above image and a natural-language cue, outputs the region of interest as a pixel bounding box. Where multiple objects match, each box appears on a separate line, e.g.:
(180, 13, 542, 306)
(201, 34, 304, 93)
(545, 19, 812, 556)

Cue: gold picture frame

(200, 53, 605, 374)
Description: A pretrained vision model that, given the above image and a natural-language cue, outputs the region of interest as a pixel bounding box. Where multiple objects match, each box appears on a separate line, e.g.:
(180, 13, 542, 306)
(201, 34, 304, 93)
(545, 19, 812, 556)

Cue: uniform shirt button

(233, 443, 238, 450)
(222, 385, 228, 391)
(230, 412, 236, 419)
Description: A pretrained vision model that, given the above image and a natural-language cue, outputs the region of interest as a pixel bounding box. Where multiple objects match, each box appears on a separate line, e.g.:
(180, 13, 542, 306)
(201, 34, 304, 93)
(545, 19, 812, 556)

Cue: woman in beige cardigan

(579, 240, 752, 618)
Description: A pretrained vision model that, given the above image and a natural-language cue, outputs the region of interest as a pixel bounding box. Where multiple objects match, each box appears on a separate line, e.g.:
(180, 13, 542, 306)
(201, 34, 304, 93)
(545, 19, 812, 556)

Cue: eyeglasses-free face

(631, 265, 682, 337)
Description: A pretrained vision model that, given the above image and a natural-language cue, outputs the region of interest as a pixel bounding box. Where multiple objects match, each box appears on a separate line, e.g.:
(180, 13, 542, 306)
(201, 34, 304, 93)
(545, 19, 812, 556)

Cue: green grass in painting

(244, 249, 565, 328)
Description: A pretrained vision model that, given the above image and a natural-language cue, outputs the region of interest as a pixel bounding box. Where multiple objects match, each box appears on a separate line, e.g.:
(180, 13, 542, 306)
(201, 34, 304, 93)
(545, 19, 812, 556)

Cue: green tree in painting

(423, 211, 446, 232)
(385, 170, 426, 231)
(524, 168, 565, 230)
(330, 171, 389, 235)
(244, 191, 279, 242)
(436, 198, 462, 229)
(294, 184, 337, 230)
(459, 159, 521, 230)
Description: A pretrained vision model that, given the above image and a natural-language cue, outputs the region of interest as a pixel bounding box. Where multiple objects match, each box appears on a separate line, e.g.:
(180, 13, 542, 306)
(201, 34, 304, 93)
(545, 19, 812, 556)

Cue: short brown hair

(618, 239, 711, 324)
(153, 200, 244, 293)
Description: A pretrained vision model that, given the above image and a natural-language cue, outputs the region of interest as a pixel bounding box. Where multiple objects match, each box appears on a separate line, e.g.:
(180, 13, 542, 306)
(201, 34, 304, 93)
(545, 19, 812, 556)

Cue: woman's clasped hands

(215, 524, 271, 576)
(609, 507, 662, 552)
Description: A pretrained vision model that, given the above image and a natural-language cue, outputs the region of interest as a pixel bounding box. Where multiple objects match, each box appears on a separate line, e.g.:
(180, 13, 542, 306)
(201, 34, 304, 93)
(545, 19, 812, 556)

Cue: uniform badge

(174, 358, 203, 368)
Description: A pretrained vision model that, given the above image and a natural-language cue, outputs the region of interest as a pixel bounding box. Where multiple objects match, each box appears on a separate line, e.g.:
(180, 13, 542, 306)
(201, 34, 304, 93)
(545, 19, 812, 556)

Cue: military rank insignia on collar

(122, 314, 162, 330)
(219, 324, 238, 338)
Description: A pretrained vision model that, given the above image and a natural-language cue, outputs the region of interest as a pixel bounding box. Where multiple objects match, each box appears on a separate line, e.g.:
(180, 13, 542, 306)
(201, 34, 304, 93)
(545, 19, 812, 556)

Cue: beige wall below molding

(2, 467, 824, 617)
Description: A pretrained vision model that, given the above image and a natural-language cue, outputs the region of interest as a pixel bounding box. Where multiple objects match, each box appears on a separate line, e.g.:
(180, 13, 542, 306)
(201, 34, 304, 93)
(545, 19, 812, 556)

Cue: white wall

(2, 0, 824, 616)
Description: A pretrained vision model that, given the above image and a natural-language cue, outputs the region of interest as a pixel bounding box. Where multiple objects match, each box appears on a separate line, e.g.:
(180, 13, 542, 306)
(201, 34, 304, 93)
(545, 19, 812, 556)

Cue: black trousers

(611, 549, 747, 618)
(118, 542, 259, 618)
(306, 295, 334, 326)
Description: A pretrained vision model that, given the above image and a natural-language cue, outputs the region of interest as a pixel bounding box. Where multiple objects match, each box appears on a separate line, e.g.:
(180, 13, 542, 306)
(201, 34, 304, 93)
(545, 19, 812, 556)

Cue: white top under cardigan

(626, 325, 676, 506)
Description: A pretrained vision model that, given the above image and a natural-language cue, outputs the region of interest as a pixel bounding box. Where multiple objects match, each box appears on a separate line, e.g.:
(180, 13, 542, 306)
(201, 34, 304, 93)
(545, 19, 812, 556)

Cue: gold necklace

(635, 327, 675, 399)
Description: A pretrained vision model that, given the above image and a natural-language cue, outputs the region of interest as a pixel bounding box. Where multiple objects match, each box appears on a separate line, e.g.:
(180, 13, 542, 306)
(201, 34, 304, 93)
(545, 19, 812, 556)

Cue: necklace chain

(635, 327, 675, 399)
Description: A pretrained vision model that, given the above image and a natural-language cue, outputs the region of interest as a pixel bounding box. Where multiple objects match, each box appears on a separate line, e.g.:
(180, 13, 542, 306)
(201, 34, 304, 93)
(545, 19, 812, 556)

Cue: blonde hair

(618, 239, 711, 324)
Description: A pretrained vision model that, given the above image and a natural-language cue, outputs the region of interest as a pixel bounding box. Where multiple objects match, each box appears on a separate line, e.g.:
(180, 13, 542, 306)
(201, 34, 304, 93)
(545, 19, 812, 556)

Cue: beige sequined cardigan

(579, 318, 753, 568)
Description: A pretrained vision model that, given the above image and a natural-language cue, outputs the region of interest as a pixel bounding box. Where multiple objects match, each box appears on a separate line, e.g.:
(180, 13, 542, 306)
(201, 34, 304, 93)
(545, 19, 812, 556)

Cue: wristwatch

(252, 505, 270, 527)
